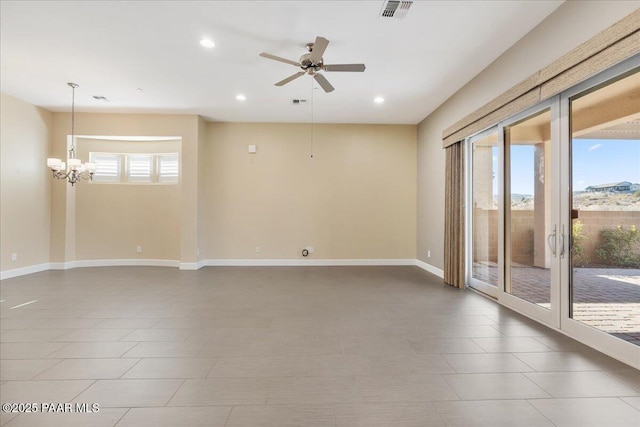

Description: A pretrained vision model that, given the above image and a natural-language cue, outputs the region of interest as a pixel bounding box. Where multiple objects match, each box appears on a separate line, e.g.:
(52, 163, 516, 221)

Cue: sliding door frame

(559, 56, 640, 369)
(497, 97, 561, 329)
(465, 54, 640, 369)
(466, 126, 500, 299)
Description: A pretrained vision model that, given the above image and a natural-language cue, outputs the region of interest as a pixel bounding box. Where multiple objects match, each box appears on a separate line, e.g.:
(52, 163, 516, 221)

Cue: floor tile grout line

(119, 341, 142, 358)
(523, 398, 557, 426)
(438, 353, 459, 374)
(117, 357, 143, 379)
(617, 396, 640, 412)
(468, 337, 490, 354)
(530, 336, 562, 351)
(29, 358, 66, 380)
(163, 378, 187, 408)
(510, 351, 540, 372)
(437, 373, 464, 402)
(222, 405, 235, 427)
(66, 378, 98, 405)
(42, 341, 72, 358)
(112, 407, 132, 427)
(204, 357, 220, 379)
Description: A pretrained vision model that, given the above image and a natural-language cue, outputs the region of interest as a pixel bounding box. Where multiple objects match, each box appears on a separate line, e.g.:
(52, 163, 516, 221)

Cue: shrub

(634, 190, 640, 198)
(571, 220, 587, 267)
(595, 225, 640, 267)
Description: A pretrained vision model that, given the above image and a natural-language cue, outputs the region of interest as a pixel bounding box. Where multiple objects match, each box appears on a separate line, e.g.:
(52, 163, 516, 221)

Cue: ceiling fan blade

(275, 71, 305, 86)
(313, 73, 335, 93)
(324, 64, 366, 72)
(260, 52, 300, 67)
(309, 36, 329, 63)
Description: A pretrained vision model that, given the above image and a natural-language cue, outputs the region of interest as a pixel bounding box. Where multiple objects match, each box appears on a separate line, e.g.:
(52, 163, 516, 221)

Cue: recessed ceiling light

(236, 94, 246, 101)
(200, 38, 215, 48)
(374, 96, 385, 104)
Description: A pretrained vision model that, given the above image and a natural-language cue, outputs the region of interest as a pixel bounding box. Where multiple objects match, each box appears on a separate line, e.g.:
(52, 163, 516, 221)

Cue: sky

(489, 139, 640, 195)
(489, 145, 535, 196)
(509, 145, 535, 195)
(572, 138, 640, 192)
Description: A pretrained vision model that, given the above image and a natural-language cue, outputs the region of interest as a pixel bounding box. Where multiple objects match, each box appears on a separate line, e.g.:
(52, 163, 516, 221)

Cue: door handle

(547, 225, 557, 257)
(559, 224, 566, 257)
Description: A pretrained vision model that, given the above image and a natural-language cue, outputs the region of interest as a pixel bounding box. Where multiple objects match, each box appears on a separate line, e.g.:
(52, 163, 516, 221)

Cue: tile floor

(474, 264, 640, 345)
(0, 266, 639, 426)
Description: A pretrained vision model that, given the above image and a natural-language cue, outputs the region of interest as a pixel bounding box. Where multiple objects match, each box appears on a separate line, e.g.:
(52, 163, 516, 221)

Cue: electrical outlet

(256, 246, 261, 253)
(136, 246, 142, 253)
(427, 250, 431, 258)
(11, 253, 17, 262)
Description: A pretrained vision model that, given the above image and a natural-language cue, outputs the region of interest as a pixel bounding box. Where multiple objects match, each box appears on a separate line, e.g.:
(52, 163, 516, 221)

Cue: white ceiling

(0, 1, 563, 124)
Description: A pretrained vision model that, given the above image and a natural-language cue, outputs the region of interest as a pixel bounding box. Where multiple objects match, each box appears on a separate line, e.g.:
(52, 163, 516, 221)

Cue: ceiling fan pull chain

(310, 77, 314, 159)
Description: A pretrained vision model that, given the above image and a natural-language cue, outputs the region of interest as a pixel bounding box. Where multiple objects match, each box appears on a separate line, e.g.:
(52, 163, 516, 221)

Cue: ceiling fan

(259, 36, 366, 93)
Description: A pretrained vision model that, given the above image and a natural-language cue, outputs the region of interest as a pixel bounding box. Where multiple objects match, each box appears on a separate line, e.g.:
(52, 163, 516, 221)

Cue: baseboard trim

(414, 259, 444, 278)
(3, 258, 421, 278)
(49, 262, 75, 270)
(77, 259, 180, 268)
(48, 259, 179, 271)
(0, 263, 51, 280)
(202, 258, 416, 267)
(179, 260, 206, 270)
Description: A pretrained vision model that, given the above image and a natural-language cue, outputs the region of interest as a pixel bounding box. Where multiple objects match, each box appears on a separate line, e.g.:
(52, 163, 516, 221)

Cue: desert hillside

(573, 191, 640, 211)
(509, 191, 640, 211)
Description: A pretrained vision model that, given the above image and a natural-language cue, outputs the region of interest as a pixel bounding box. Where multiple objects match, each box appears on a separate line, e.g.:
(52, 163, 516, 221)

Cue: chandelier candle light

(46, 82, 96, 185)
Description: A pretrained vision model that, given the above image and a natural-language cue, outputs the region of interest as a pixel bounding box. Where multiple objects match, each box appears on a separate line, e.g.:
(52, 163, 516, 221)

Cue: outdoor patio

(472, 265, 640, 346)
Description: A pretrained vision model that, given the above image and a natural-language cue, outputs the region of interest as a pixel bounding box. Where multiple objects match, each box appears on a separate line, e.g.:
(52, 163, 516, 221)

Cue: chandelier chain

(71, 84, 75, 149)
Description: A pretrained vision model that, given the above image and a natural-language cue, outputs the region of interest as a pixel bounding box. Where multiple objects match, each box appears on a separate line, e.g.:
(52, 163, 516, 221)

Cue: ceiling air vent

(380, 1, 413, 19)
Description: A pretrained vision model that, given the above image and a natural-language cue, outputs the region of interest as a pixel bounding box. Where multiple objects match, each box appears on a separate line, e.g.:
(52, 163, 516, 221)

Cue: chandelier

(46, 82, 96, 185)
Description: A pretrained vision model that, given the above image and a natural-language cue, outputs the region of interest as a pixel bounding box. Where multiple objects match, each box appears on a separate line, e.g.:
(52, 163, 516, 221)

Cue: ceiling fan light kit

(259, 36, 366, 93)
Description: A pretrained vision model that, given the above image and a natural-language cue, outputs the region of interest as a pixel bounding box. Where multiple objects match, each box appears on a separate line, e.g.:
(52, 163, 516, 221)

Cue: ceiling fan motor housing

(299, 53, 323, 71)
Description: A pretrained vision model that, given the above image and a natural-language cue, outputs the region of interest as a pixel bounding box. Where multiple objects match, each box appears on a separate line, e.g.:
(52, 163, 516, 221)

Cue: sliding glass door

(466, 56, 639, 366)
(561, 64, 640, 363)
(501, 103, 560, 326)
(468, 128, 500, 297)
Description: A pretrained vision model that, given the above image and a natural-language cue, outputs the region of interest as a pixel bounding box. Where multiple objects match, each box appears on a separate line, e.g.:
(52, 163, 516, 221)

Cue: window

(90, 153, 121, 182)
(157, 153, 179, 183)
(126, 155, 153, 183)
(89, 152, 179, 184)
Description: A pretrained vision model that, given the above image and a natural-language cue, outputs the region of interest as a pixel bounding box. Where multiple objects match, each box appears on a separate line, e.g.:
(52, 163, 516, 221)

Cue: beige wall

(417, 1, 640, 270)
(197, 117, 208, 261)
(49, 112, 199, 264)
(205, 123, 417, 259)
(0, 93, 52, 272)
(74, 138, 181, 261)
(38, 115, 416, 264)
